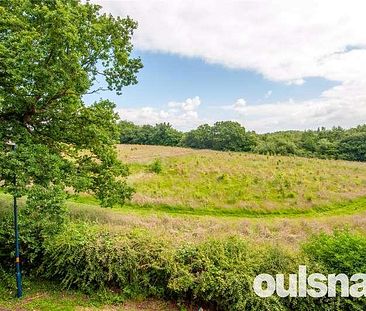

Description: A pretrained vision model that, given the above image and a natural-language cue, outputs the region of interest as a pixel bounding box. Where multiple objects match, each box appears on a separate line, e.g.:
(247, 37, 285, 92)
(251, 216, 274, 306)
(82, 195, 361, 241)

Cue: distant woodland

(119, 121, 366, 161)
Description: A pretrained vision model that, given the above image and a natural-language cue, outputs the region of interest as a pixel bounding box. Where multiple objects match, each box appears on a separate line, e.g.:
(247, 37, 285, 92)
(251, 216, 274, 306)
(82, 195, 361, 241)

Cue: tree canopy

(118, 120, 366, 162)
(0, 0, 143, 206)
(119, 121, 183, 146)
(182, 121, 256, 151)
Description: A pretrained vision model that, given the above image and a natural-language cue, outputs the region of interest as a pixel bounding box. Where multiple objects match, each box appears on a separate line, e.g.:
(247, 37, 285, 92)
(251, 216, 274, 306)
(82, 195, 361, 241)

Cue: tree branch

(85, 87, 108, 95)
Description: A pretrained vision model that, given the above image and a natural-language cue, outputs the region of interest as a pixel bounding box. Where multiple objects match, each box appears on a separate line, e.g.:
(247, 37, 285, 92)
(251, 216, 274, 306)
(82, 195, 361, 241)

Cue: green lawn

(0, 278, 178, 311)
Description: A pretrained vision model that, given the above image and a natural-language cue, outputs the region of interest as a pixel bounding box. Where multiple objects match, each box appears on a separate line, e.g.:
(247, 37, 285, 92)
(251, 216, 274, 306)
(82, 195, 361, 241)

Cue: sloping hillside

(118, 144, 366, 214)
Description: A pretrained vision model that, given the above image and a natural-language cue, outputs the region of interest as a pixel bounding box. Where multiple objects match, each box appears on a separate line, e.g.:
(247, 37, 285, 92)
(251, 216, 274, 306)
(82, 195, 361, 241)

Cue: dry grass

(117, 299, 178, 311)
(108, 144, 366, 247)
(70, 204, 366, 248)
(116, 144, 199, 163)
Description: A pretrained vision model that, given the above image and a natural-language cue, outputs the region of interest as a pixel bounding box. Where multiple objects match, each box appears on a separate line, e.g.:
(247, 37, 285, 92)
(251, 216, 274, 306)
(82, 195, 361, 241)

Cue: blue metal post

(12, 144, 22, 298)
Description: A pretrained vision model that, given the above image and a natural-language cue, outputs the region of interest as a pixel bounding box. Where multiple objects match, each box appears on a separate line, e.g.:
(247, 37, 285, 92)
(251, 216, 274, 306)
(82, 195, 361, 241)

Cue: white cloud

(168, 96, 200, 111)
(93, 0, 366, 132)
(233, 98, 247, 110)
(264, 90, 272, 99)
(93, 0, 366, 81)
(286, 79, 305, 86)
(117, 96, 205, 130)
(228, 94, 366, 133)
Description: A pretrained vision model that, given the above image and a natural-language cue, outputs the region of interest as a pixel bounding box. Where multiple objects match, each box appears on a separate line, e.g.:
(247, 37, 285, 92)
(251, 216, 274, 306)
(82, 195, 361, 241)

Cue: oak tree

(0, 0, 143, 207)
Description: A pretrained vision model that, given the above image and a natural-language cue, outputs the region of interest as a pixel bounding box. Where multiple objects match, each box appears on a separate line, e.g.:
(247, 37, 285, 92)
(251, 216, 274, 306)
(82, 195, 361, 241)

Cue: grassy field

(2, 144, 366, 310)
(119, 144, 366, 213)
(52, 144, 366, 246)
(3, 144, 366, 245)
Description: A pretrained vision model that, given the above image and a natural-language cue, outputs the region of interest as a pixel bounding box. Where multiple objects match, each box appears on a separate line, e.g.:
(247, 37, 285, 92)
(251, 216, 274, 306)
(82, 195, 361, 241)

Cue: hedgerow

(2, 217, 366, 310)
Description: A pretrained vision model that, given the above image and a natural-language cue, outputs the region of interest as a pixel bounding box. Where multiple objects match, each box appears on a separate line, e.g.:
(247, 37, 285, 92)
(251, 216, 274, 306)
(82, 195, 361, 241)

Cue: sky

(87, 0, 366, 133)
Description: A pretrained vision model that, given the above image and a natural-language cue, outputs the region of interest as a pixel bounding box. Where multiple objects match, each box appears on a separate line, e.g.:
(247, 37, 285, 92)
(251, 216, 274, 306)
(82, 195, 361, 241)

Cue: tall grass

(118, 145, 366, 212)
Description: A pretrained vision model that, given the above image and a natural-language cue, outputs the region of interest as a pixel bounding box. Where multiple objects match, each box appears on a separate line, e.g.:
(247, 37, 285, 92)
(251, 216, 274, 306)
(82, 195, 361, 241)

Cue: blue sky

(89, 0, 366, 133)
(85, 50, 336, 107)
(85, 50, 337, 132)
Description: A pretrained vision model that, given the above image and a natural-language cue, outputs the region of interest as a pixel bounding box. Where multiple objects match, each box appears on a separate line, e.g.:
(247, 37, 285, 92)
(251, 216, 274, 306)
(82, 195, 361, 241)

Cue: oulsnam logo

(253, 266, 366, 298)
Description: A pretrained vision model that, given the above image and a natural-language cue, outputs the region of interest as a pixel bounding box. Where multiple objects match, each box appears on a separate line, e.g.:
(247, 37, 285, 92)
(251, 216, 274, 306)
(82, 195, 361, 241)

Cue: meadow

(66, 144, 366, 245)
(2, 144, 366, 310)
(120, 144, 366, 214)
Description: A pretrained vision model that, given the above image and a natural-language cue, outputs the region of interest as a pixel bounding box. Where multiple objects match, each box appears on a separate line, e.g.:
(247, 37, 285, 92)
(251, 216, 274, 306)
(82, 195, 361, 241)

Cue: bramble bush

(40, 225, 173, 297)
(303, 230, 366, 276)
(2, 214, 366, 310)
(39, 228, 366, 310)
(167, 237, 285, 310)
(303, 230, 366, 310)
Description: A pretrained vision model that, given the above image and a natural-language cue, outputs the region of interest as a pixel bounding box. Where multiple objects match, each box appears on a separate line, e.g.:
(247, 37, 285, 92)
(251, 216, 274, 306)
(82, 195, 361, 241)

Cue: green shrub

(0, 185, 67, 272)
(40, 224, 173, 298)
(4, 218, 366, 310)
(21, 185, 67, 267)
(168, 237, 285, 310)
(148, 159, 163, 174)
(0, 215, 13, 270)
(302, 230, 366, 310)
(303, 230, 366, 276)
(40, 229, 290, 310)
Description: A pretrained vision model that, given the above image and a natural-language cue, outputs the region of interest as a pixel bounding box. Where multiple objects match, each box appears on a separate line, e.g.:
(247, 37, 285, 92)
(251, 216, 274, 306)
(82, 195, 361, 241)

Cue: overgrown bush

(39, 228, 290, 309)
(40, 228, 366, 310)
(148, 159, 163, 174)
(0, 213, 13, 270)
(3, 215, 366, 310)
(40, 225, 173, 297)
(0, 185, 67, 271)
(21, 186, 67, 267)
(303, 230, 366, 276)
(168, 238, 285, 310)
(303, 230, 366, 309)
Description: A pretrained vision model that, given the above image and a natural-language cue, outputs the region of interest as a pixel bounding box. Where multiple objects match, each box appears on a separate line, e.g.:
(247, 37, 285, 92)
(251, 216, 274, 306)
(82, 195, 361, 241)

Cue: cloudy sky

(86, 0, 366, 133)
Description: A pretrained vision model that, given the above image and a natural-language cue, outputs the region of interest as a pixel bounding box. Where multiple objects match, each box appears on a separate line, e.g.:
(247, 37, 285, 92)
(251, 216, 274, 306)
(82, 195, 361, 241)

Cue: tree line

(119, 121, 366, 162)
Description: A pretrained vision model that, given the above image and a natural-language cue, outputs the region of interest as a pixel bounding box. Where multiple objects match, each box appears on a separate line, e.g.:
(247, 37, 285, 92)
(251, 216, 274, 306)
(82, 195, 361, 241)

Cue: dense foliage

(119, 121, 256, 152)
(119, 121, 183, 146)
(119, 121, 366, 162)
(0, 0, 142, 207)
(2, 212, 366, 310)
(182, 121, 256, 152)
(256, 125, 366, 161)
